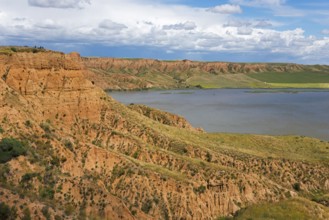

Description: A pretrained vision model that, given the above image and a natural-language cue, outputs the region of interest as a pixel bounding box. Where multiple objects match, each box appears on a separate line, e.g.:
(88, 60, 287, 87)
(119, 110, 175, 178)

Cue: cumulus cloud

(230, 0, 285, 7)
(254, 20, 272, 28)
(13, 17, 26, 21)
(35, 19, 60, 29)
(28, 0, 91, 9)
(237, 27, 253, 35)
(224, 20, 251, 27)
(224, 19, 272, 28)
(230, 0, 304, 17)
(99, 19, 127, 30)
(163, 21, 196, 30)
(208, 4, 242, 14)
(0, 0, 327, 63)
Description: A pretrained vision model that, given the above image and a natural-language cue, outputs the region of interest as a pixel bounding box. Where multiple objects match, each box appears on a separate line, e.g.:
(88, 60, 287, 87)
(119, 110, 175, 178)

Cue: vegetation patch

(0, 202, 17, 219)
(0, 138, 27, 163)
(248, 71, 329, 83)
(227, 198, 329, 220)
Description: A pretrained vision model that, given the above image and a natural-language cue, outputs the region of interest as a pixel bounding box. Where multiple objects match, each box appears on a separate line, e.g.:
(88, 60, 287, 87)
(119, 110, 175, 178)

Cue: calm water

(109, 89, 329, 141)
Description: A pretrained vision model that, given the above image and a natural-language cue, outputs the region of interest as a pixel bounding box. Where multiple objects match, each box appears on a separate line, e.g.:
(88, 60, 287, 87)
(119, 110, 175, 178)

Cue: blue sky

(0, 0, 329, 64)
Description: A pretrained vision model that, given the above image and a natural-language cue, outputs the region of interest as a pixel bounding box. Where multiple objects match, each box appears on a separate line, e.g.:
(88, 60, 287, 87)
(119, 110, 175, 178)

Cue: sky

(0, 0, 329, 64)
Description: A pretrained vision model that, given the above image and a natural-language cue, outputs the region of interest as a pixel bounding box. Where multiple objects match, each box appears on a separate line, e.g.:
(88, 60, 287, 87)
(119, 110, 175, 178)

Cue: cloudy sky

(0, 0, 329, 63)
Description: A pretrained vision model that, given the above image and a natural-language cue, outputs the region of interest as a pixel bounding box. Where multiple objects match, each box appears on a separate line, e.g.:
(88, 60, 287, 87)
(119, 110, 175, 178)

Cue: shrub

(41, 206, 51, 220)
(21, 172, 39, 183)
(0, 202, 17, 220)
(0, 202, 11, 219)
(63, 140, 74, 152)
(111, 165, 125, 180)
(206, 152, 212, 162)
(24, 120, 32, 128)
(141, 200, 152, 214)
(293, 182, 301, 191)
(22, 208, 31, 220)
(0, 138, 27, 163)
(193, 185, 206, 194)
(39, 187, 55, 200)
(0, 126, 4, 133)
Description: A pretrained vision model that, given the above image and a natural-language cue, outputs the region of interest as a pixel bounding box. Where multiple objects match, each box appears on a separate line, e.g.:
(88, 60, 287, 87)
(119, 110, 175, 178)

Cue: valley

(0, 48, 328, 219)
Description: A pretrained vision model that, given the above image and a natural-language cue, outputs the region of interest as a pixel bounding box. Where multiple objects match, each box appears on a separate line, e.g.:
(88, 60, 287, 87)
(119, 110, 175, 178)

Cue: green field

(248, 71, 329, 83)
(268, 83, 329, 88)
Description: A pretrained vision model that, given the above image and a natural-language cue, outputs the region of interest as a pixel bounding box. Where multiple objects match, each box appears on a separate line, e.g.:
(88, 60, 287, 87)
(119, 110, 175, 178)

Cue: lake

(109, 89, 329, 141)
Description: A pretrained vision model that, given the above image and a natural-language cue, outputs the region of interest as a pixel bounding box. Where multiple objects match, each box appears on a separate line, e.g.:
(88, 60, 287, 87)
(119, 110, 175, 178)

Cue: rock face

(0, 50, 328, 220)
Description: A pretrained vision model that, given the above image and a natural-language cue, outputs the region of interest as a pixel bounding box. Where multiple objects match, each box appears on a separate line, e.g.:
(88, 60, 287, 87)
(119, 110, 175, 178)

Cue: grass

(199, 133, 329, 164)
(248, 71, 329, 84)
(268, 83, 329, 88)
(229, 197, 329, 220)
(0, 46, 46, 55)
(186, 73, 268, 89)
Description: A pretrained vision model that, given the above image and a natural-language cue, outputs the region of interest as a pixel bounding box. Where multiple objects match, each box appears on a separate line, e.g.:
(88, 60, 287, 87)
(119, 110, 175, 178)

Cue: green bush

(22, 208, 31, 220)
(206, 152, 212, 162)
(0, 138, 27, 163)
(24, 120, 32, 128)
(0, 202, 11, 219)
(41, 206, 51, 220)
(293, 183, 301, 191)
(40, 122, 51, 133)
(63, 140, 74, 152)
(193, 185, 206, 194)
(141, 200, 152, 214)
(0, 202, 17, 220)
(39, 187, 55, 200)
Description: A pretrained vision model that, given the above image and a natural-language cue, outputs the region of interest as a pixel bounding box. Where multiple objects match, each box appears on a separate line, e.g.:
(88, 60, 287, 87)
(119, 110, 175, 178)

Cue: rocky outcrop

(128, 104, 202, 132)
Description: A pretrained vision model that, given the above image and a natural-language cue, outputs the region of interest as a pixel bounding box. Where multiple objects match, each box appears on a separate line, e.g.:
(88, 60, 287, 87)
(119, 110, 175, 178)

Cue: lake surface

(109, 89, 329, 141)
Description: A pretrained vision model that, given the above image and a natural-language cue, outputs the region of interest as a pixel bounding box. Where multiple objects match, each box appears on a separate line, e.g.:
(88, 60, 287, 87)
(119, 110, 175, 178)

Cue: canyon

(0, 48, 328, 219)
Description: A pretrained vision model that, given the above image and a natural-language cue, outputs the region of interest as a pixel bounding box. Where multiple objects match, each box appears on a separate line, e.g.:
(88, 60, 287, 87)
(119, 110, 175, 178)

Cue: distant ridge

(82, 56, 329, 90)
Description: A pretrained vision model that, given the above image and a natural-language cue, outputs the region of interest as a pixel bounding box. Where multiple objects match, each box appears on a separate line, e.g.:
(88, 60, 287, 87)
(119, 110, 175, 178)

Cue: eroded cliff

(82, 57, 329, 90)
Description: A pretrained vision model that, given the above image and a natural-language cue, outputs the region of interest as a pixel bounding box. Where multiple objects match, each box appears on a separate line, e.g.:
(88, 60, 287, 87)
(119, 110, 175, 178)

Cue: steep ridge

(82, 57, 329, 90)
(0, 50, 328, 219)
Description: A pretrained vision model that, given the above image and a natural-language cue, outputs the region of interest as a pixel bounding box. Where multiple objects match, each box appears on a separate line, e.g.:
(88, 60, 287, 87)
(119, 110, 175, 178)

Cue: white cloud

(208, 4, 242, 14)
(35, 19, 61, 29)
(230, 0, 304, 17)
(28, 0, 91, 9)
(230, 0, 285, 7)
(254, 20, 272, 28)
(0, 0, 327, 63)
(99, 19, 127, 30)
(163, 21, 196, 30)
(322, 29, 329, 35)
(237, 27, 253, 35)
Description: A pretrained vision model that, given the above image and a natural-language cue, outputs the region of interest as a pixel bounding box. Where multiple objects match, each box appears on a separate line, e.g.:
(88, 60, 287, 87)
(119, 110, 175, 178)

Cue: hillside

(83, 57, 329, 90)
(0, 49, 329, 219)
